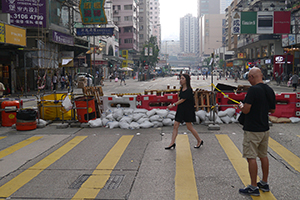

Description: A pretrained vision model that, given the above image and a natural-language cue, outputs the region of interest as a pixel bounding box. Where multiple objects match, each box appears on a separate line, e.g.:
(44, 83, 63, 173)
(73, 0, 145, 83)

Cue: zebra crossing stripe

(72, 135, 133, 199)
(0, 136, 87, 199)
(216, 134, 276, 200)
(0, 136, 43, 159)
(175, 134, 198, 200)
(269, 137, 300, 173)
(0, 136, 7, 140)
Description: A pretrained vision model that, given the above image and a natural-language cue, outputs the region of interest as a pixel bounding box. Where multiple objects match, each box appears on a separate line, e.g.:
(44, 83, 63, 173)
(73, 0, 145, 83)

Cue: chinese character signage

(231, 12, 241, 35)
(0, 23, 4, 43)
(76, 27, 113, 36)
(79, 0, 107, 25)
(51, 31, 74, 46)
(5, 24, 26, 46)
(232, 11, 290, 35)
(1, 0, 46, 28)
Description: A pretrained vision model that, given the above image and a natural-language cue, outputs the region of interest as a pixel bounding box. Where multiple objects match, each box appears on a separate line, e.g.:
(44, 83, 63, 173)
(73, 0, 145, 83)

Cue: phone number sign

(1, 0, 46, 28)
(79, 0, 107, 25)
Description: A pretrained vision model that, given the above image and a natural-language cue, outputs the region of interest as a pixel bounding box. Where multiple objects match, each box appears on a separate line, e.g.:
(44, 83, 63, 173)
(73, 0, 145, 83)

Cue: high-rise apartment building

(112, 0, 139, 52)
(197, 0, 221, 18)
(220, 0, 232, 14)
(180, 14, 199, 54)
(138, 0, 151, 52)
(199, 14, 225, 56)
(149, 0, 161, 49)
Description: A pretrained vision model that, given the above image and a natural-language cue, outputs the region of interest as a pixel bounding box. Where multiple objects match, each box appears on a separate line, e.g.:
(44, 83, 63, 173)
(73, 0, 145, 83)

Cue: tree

(140, 36, 160, 67)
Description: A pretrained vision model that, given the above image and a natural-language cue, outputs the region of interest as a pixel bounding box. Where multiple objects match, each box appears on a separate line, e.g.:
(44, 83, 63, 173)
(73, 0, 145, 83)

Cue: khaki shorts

(243, 131, 269, 158)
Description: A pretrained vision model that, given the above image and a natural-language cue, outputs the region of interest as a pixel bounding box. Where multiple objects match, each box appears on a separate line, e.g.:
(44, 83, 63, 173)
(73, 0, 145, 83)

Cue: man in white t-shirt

(0, 82, 6, 97)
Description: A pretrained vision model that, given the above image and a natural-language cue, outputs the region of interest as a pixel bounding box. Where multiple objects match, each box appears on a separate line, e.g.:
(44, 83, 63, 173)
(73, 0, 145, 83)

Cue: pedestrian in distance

(291, 72, 299, 91)
(238, 67, 276, 196)
(52, 73, 58, 91)
(120, 72, 126, 85)
(165, 74, 203, 150)
(60, 74, 65, 90)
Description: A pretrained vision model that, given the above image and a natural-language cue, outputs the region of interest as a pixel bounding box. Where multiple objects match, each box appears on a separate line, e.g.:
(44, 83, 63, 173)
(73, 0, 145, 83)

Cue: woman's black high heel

(194, 140, 203, 149)
(165, 143, 176, 150)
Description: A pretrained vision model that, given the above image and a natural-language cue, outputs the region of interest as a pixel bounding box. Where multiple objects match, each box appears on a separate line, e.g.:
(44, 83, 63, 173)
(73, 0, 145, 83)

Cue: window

(124, 16, 133, 21)
(139, 34, 144, 39)
(118, 5, 121, 10)
(140, 25, 144, 30)
(124, 5, 133, 10)
(124, 27, 133, 33)
(124, 38, 133, 43)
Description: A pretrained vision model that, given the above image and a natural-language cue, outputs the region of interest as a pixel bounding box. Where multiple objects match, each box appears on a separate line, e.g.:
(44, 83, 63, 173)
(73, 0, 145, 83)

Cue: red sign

(274, 11, 291, 34)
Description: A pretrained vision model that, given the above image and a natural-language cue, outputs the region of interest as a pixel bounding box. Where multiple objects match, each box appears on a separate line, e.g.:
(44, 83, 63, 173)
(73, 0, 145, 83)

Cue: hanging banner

(144, 47, 148, 56)
(241, 12, 257, 34)
(149, 47, 153, 56)
(79, 0, 107, 25)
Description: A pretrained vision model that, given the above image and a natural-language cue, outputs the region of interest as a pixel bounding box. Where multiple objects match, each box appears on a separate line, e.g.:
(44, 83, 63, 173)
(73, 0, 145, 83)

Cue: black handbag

(238, 112, 245, 125)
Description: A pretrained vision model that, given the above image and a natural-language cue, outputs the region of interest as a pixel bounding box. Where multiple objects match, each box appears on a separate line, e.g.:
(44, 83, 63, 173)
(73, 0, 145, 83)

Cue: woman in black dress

(165, 74, 203, 149)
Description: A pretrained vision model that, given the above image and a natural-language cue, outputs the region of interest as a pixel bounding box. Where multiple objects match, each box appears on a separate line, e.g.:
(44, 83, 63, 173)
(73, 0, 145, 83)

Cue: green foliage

(140, 36, 160, 66)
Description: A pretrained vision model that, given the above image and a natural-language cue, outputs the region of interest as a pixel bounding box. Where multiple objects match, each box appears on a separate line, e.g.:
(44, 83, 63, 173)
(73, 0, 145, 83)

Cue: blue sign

(76, 27, 114, 36)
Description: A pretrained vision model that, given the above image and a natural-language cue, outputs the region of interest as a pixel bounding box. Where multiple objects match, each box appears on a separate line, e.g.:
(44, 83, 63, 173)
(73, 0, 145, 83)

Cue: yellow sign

(0, 23, 4, 43)
(9, 114, 15, 119)
(5, 24, 26, 46)
(88, 107, 93, 113)
(122, 50, 128, 59)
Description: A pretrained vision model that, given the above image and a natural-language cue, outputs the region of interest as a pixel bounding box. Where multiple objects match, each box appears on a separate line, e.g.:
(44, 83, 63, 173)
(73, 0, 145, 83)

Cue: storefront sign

(76, 27, 113, 36)
(273, 55, 293, 74)
(274, 11, 291, 34)
(5, 24, 26, 46)
(265, 59, 271, 64)
(79, 0, 107, 25)
(233, 60, 243, 66)
(289, 34, 296, 45)
(241, 12, 257, 34)
(51, 31, 74, 46)
(282, 34, 288, 47)
(0, 23, 4, 43)
(1, 0, 46, 28)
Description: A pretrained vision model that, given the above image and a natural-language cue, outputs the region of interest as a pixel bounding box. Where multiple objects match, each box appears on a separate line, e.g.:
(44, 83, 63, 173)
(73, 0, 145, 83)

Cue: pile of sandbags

(269, 116, 300, 123)
(86, 107, 239, 129)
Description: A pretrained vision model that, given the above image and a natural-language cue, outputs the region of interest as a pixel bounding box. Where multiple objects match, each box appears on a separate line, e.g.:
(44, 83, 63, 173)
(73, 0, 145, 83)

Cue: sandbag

(123, 108, 134, 115)
(218, 111, 227, 117)
(226, 108, 236, 118)
(139, 121, 154, 128)
(146, 109, 156, 117)
(167, 113, 175, 120)
(133, 109, 148, 113)
(107, 121, 119, 129)
(196, 110, 206, 121)
(88, 118, 102, 127)
(269, 116, 278, 123)
(162, 118, 173, 126)
(220, 115, 231, 124)
(156, 109, 168, 118)
(137, 117, 149, 124)
(129, 122, 140, 129)
(120, 116, 133, 123)
(149, 115, 162, 122)
(113, 109, 124, 121)
(277, 117, 291, 123)
(119, 121, 130, 129)
(152, 121, 164, 127)
(289, 117, 300, 123)
(102, 118, 110, 126)
(133, 113, 146, 121)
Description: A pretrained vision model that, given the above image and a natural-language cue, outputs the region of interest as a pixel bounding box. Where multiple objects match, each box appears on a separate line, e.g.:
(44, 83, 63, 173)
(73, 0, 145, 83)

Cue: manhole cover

(103, 175, 125, 189)
(69, 174, 91, 189)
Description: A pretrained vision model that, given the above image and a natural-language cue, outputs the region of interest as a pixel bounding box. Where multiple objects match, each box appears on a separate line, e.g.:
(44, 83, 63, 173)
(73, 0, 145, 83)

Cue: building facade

(199, 14, 225, 56)
(180, 14, 199, 54)
(149, 0, 161, 49)
(138, 0, 151, 52)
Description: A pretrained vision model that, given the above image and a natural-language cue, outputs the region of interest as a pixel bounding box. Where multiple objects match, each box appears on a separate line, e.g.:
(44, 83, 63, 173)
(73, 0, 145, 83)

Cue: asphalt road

(0, 76, 299, 200)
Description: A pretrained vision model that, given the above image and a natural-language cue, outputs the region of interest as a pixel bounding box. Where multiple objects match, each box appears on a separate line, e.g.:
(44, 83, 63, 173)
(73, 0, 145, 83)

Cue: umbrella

(120, 67, 133, 71)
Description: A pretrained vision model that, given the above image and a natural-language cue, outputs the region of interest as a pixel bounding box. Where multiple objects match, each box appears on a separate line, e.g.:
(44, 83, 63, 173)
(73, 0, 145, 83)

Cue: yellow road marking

(269, 137, 300, 173)
(175, 134, 198, 200)
(0, 136, 43, 159)
(0, 136, 7, 140)
(216, 134, 276, 200)
(0, 136, 87, 198)
(72, 135, 133, 199)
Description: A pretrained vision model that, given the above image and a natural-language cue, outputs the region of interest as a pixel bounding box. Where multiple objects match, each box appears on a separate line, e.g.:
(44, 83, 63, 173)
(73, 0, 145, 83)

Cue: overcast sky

(160, 0, 197, 41)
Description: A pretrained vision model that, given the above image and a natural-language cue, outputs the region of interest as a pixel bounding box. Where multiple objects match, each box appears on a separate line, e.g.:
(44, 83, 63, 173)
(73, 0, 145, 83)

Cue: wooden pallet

(82, 86, 104, 117)
(194, 89, 213, 111)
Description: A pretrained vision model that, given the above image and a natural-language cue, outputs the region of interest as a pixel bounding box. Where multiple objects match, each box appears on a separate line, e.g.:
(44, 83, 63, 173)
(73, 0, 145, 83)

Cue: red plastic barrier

(297, 93, 300, 116)
(1, 101, 20, 127)
(216, 92, 246, 113)
(270, 93, 297, 118)
(136, 94, 178, 111)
